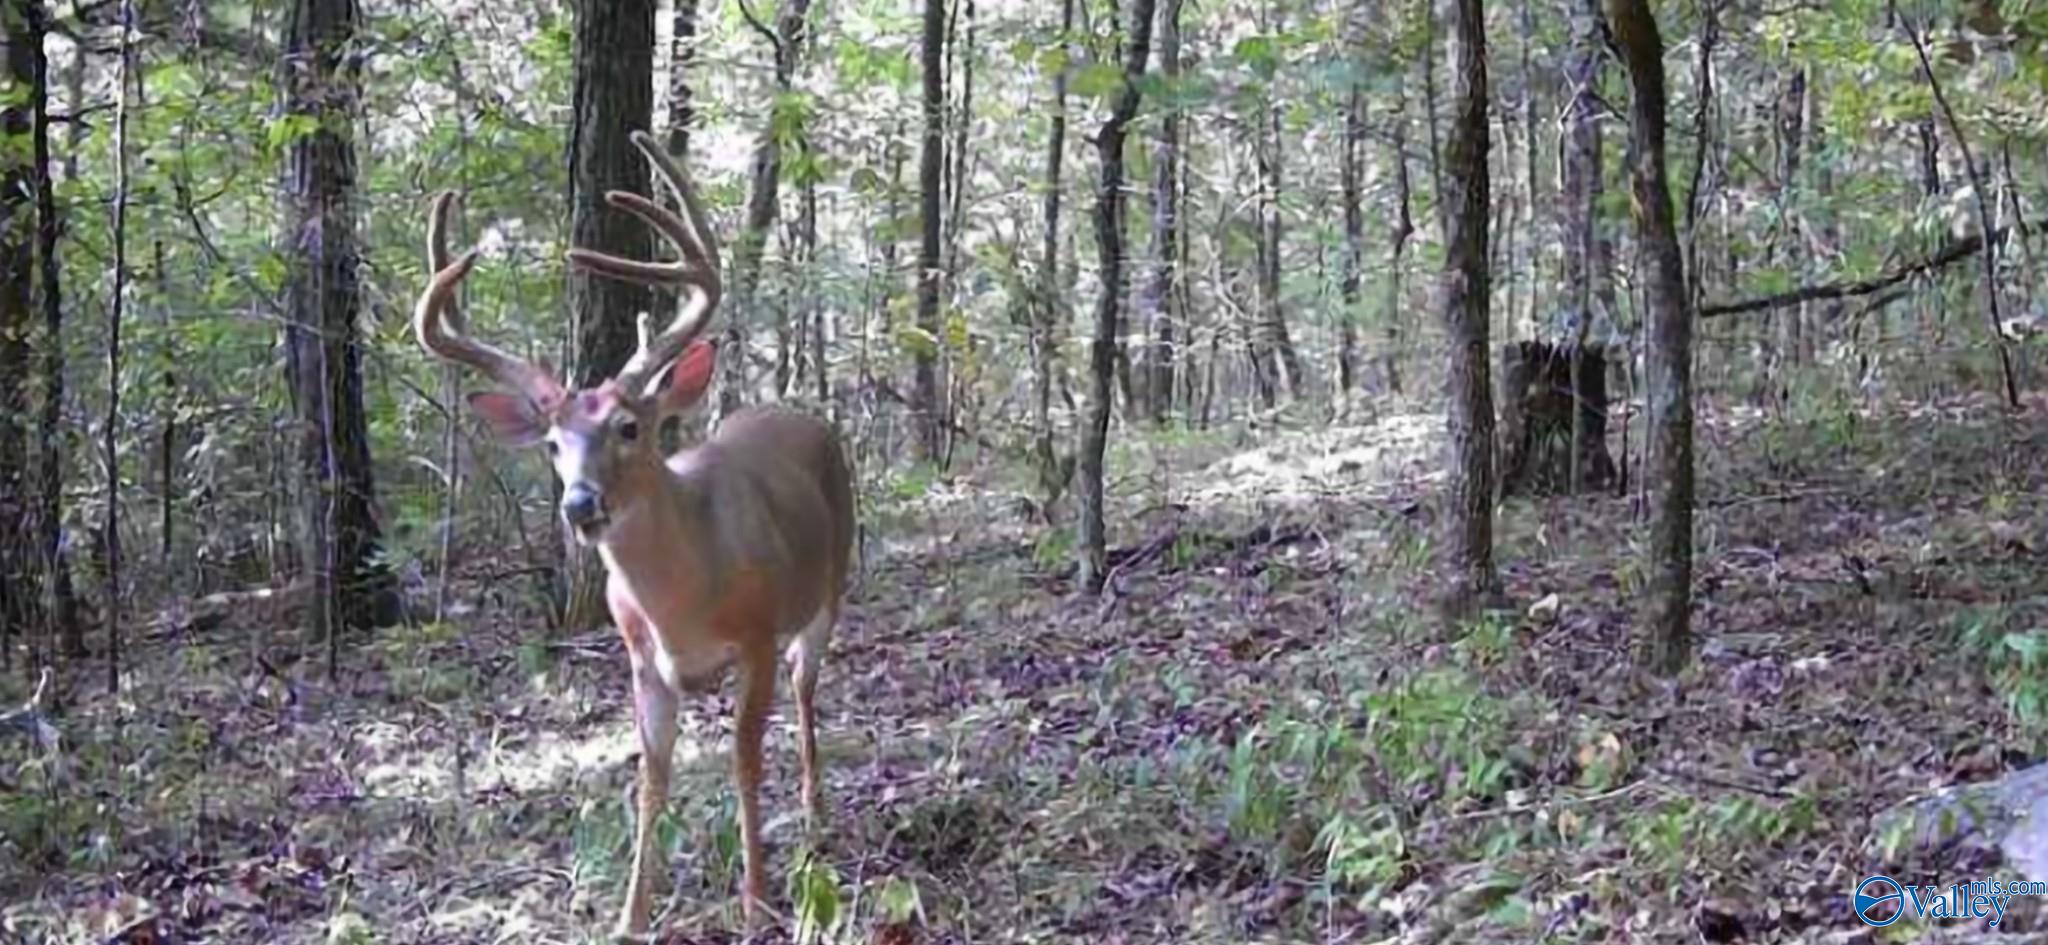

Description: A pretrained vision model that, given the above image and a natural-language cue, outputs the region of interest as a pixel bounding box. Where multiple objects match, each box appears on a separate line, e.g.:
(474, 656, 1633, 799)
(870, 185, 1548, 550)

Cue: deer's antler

(414, 191, 564, 405)
(567, 130, 725, 397)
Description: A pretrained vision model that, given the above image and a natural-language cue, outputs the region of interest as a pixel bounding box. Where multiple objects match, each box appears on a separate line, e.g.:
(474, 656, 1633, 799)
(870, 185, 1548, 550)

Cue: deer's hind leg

(787, 603, 834, 827)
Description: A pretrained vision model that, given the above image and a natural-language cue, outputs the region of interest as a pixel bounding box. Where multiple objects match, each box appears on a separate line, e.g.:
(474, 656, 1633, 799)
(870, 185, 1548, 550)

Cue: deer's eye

(545, 439, 559, 456)
(618, 420, 640, 442)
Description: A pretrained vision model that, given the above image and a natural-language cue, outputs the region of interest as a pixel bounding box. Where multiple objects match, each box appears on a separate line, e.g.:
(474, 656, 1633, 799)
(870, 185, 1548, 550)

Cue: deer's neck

(595, 449, 722, 612)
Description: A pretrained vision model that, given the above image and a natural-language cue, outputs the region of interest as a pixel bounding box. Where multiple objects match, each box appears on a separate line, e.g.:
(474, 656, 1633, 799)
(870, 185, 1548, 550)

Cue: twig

(735, 0, 783, 57)
(1653, 761, 1793, 798)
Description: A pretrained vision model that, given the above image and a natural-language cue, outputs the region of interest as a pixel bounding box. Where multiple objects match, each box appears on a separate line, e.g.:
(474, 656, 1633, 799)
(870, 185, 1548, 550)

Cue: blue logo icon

(1857, 875, 1905, 927)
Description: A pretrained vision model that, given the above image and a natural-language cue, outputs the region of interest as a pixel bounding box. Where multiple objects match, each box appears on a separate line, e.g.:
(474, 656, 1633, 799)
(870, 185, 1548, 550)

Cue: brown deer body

(411, 132, 853, 938)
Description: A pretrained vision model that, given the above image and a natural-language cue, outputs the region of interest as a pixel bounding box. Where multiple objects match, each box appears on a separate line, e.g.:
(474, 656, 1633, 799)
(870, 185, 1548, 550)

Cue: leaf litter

(3, 395, 2048, 942)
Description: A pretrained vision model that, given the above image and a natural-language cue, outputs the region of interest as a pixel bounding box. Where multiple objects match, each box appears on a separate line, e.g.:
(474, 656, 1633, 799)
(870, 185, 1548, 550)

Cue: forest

(3, 0, 2048, 941)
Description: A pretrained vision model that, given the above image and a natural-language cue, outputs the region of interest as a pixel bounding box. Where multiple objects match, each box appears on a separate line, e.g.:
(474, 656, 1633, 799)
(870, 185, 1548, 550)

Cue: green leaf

(1036, 46, 1071, 78)
(1071, 63, 1126, 100)
(1234, 35, 1280, 78)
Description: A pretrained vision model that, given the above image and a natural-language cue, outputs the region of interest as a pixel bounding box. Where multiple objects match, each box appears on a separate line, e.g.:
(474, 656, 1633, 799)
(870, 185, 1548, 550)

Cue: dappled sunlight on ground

(1189, 411, 1441, 506)
(11, 397, 2048, 942)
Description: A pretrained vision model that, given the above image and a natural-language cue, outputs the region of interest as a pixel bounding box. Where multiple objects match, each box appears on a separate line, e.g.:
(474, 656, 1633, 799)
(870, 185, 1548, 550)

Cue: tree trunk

(913, 0, 946, 464)
(1034, 0, 1077, 517)
(1, 0, 44, 668)
(1420, 0, 1446, 235)
(105, 0, 137, 690)
(666, 0, 697, 161)
(1439, 0, 1499, 619)
(560, 0, 656, 633)
(1386, 89, 1413, 395)
(281, 0, 396, 658)
(1607, 0, 1693, 675)
(945, 0, 976, 289)
(1519, 0, 1541, 334)
(1077, 0, 1157, 595)
(1560, 0, 1606, 493)
(716, 0, 811, 421)
(32, 3, 75, 660)
(1338, 80, 1365, 400)
(1141, 0, 1184, 423)
(1257, 92, 1304, 401)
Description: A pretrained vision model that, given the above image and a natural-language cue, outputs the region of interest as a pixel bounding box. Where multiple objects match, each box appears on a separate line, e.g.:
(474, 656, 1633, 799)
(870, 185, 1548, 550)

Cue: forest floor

(6, 389, 2048, 944)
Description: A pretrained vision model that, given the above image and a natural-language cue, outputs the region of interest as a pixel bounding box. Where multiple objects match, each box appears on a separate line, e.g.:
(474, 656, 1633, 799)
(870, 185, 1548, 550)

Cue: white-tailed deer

(412, 131, 854, 938)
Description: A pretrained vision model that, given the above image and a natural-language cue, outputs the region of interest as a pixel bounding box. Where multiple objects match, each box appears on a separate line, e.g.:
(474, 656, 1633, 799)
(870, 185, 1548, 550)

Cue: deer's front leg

(615, 611, 678, 941)
(732, 645, 777, 925)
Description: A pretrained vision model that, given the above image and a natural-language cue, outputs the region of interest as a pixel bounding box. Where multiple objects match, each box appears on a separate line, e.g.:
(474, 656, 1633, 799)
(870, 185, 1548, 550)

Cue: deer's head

(413, 131, 723, 544)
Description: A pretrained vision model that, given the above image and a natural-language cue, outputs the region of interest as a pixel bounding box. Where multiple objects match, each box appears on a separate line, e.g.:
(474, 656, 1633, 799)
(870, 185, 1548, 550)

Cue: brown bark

(1141, 0, 1184, 422)
(666, 0, 697, 161)
(1439, 0, 1499, 618)
(1033, 0, 1076, 516)
(32, 2, 74, 659)
(1559, 0, 1603, 334)
(1077, 0, 1157, 595)
(561, 0, 656, 632)
(1338, 82, 1364, 397)
(1255, 90, 1303, 401)
(1, 0, 42, 666)
(1386, 90, 1413, 395)
(1559, 0, 1607, 494)
(1607, 0, 1694, 674)
(281, 0, 396, 655)
(915, 0, 945, 462)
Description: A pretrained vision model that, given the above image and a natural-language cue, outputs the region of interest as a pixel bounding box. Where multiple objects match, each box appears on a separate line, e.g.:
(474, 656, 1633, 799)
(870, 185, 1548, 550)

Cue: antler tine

(427, 190, 471, 334)
(415, 190, 562, 404)
(569, 130, 726, 396)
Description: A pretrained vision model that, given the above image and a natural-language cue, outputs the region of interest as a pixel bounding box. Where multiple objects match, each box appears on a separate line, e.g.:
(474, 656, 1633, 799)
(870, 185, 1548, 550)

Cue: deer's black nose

(561, 485, 605, 527)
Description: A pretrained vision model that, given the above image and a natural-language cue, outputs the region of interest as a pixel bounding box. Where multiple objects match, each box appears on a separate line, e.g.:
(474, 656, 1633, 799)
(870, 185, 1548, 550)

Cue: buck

(411, 131, 854, 937)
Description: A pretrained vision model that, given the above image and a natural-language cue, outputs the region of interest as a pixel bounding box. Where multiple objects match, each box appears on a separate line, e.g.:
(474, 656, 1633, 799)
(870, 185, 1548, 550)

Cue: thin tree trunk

(1034, 0, 1077, 516)
(1142, 0, 1184, 423)
(1902, 12, 2019, 407)
(1420, 0, 1446, 235)
(945, 0, 976, 286)
(1439, 0, 1499, 619)
(667, 0, 697, 161)
(1768, 67, 1803, 396)
(1386, 89, 1413, 395)
(1520, 0, 1541, 334)
(1, 0, 44, 669)
(1258, 84, 1304, 400)
(1077, 0, 1157, 595)
(34, 7, 77, 660)
(942, 0, 977, 457)
(914, 0, 946, 463)
(1338, 50, 1365, 399)
(1560, 0, 1604, 492)
(155, 241, 175, 590)
(717, 0, 812, 422)
(1608, 0, 1694, 674)
(106, 0, 136, 690)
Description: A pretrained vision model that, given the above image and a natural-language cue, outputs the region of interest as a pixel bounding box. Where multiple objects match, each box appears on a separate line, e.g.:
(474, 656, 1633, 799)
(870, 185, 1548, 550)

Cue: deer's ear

(468, 392, 548, 447)
(659, 341, 716, 412)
